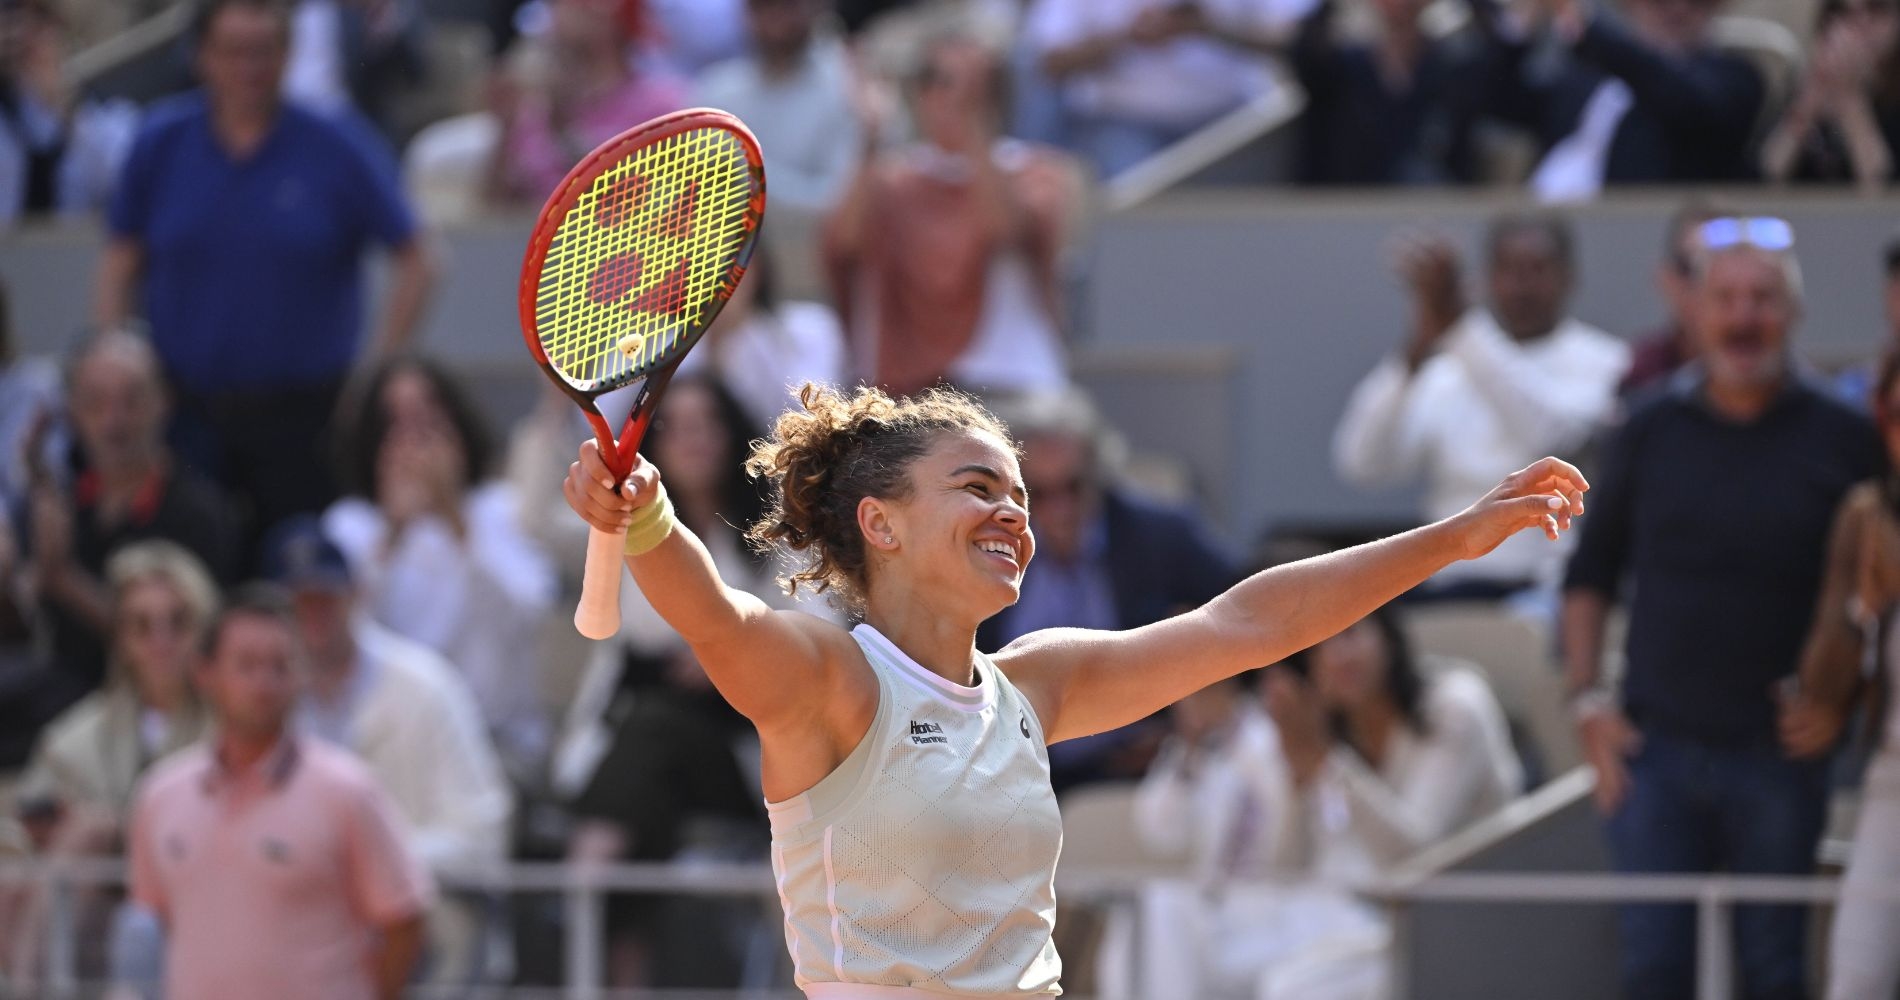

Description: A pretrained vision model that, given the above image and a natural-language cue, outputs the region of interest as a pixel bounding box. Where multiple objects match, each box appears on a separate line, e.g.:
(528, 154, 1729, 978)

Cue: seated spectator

(1475, 0, 1764, 200)
(124, 583, 432, 1000)
(93, 0, 435, 550)
(1024, 0, 1313, 179)
(825, 33, 1081, 397)
(488, 0, 689, 205)
(692, 0, 859, 213)
(979, 388, 1238, 791)
(1760, 0, 1900, 191)
(1265, 607, 1522, 871)
(1620, 198, 1727, 398)
(1, 541, 213, 986)
(0, 0, 140, 228)
(0, 276, 62, 685)
(1832, 238, 1900, 408)
(1114, 606, 1519, 1000)
(10, 332, 235, 766)
(676, 246, 846, 430)
(265, 517, 515, 988)
(1333, 213, 1626, 608)
(323, 356, 557, 779)
(552, 375, 800, 988)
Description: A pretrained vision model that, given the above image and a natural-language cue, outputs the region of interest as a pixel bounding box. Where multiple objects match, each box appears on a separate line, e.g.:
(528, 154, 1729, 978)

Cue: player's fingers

(1517, 456, 1590, 494)
(564, 472, 634, 530)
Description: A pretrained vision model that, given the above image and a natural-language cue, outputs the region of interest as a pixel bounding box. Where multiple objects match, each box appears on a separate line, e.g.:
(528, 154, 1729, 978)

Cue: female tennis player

(561, 382, 1587, 998)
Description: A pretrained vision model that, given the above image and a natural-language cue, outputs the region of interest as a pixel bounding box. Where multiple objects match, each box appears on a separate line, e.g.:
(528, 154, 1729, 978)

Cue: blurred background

(2, 0, 1899, 997)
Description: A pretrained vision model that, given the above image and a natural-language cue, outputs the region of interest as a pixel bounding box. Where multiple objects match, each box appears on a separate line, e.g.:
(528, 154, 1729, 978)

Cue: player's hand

(1577, 703, 1640, 814)
(1448, 456, 1588, 561)
(563, 440, 660, 534)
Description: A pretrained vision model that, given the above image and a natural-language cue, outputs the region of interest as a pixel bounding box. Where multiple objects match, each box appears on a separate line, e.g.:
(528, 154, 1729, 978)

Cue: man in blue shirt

(93, 0, 433, 558)
(1563, 224, 1884, 1000)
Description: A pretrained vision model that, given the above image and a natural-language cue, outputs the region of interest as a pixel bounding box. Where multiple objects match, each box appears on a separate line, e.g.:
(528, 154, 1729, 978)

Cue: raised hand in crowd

(1389, 232, 1468, 371)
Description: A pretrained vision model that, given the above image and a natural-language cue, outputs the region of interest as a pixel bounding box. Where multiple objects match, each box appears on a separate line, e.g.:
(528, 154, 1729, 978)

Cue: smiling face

(868, 430, 1034, 618)
(1693, 248, 1796, 393)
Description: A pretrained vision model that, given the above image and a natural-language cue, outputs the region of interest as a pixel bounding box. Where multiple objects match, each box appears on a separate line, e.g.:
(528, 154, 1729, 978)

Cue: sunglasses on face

(1697, 217, 1795, 253)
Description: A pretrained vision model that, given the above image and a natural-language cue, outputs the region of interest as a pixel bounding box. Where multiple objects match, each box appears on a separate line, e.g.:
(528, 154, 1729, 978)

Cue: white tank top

(765, 624, 1065, 997)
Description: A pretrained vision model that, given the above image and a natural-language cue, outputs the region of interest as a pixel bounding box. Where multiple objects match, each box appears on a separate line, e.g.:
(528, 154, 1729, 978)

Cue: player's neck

(209, 99, 278, 158)
(862, 598, 980, 688)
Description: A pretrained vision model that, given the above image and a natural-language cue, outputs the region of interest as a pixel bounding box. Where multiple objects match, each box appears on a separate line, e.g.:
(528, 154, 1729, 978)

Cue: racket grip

(575, 526, 627, 640)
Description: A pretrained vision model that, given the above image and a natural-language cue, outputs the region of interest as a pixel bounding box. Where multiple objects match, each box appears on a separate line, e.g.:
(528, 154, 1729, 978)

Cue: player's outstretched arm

(1005, 457, 1589, 744)
(564, 440, 841, 725)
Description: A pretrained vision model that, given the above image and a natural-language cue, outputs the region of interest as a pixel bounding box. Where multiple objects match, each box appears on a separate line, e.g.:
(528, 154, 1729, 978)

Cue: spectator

(979, 388, 1238, 790)
(12, 332, 235, 765)
(0, 275, 62, 685)
(692, 0, 860, 213)
(2, 541, 213, 985)
(264, 516, 515, 987)
(676, 245, 846, 430)
(825, 33, 1080, 397)
(1831, 237, 1900, 408)
(1619, 198, 1728, 398)
(1023, 0, 1312, 179)
(554, 376, 788, 988)
(1784, 349, 1900, 1000)
(18, 542, 214, 845)
(323, 356, 557, 779)
(1333, 213, 1627, 607)
(1760, 0, 1900, 191)
(93, 0, 435, 547)
(1476, 0, 1764, 201)
(126, 583, 432, 1000)
(1265, 607, 1522, 873)
(1283, 0, 1484, 185)
(0, 0, 140, 228)
(648, 0, 751, 75)
(1563, 220, 1884, 1000)
(1118, 607, 1520, 1000)
(488, 0, 689, 205)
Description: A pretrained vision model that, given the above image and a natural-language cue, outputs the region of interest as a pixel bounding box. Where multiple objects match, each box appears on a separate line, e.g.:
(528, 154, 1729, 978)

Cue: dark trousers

(1606, 729, 1829, 1000)
(168, 377, 345, 573)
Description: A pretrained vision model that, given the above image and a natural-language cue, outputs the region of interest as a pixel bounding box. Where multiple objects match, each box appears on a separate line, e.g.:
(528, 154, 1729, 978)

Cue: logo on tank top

(1020, 712, 1031, 739)
(909, 720, 948, 745)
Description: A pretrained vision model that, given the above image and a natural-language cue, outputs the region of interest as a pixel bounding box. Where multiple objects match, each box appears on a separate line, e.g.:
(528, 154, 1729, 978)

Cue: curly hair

(746, 382, 1014, 606)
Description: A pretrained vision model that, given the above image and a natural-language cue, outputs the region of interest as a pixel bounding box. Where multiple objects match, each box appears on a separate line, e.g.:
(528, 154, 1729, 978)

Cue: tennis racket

(518, 108, 766, 640)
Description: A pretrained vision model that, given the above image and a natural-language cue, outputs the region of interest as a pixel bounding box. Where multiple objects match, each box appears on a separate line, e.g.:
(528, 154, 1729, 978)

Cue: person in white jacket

(1333, 213, 1628, 609)
(263, 516, 515, 988)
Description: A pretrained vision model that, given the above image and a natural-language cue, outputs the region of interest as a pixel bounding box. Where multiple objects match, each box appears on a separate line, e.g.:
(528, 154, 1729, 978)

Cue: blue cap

(260, 515, 352, 590)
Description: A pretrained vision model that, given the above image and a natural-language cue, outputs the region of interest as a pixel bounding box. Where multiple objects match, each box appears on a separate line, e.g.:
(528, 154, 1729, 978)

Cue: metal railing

(7, 857, 1900, 1000)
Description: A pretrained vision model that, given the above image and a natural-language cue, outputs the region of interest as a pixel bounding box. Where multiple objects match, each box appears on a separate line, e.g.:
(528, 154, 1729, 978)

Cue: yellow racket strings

(535, 126, 756, 389)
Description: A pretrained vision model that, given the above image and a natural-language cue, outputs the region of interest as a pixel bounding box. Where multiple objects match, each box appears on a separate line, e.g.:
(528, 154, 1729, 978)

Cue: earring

(885, 535, 895, 545)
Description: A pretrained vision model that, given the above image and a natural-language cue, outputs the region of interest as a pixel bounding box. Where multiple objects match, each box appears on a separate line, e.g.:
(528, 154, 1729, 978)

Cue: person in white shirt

(692, 0, 860, 213)
(1334, 213, 1629, 609)
(323, 356, 558, 780)
(263, 516, 515, 989)
(1025, 0, 1314, 178)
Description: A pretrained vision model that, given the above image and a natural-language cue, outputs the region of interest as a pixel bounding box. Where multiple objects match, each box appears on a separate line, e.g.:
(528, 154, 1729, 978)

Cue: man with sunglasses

(1563, 218, 1884, 1000)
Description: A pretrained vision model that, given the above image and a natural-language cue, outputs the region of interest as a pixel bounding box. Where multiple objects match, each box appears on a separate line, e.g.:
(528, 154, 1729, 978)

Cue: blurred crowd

(1, 0, 1899, 998)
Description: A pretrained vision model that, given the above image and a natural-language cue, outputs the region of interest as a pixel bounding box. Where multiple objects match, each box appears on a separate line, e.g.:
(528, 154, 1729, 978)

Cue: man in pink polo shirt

(127, 583, 433, 1000)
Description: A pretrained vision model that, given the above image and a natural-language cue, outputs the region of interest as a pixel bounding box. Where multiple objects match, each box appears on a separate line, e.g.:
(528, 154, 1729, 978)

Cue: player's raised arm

(1005, 457, 1589, 744)
(563, 439, 839, 726)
